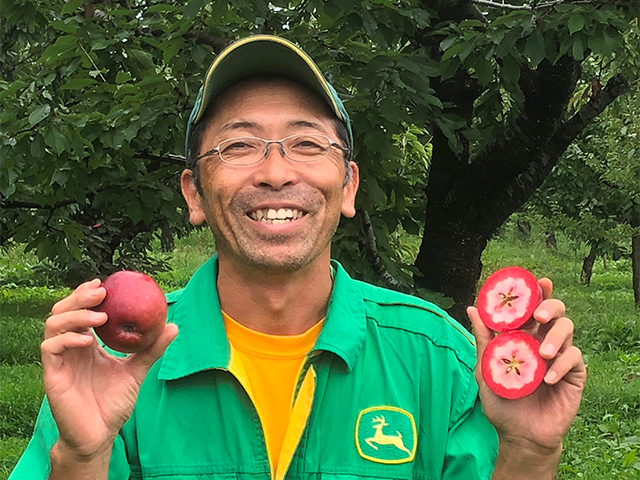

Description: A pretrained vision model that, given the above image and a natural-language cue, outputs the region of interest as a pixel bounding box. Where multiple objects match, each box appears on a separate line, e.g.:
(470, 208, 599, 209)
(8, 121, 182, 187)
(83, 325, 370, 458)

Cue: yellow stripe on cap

(192, 35, 344, 126)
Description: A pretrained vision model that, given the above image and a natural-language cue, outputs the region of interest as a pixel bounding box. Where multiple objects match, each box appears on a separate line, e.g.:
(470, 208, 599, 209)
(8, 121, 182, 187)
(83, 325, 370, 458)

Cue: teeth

(249, 208, 305, 223)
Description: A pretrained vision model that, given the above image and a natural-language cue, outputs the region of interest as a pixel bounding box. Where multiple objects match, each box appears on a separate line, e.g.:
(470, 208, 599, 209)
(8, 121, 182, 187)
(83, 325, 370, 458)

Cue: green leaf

(44, 126, 68, 155)
(50, 20, 78, 34)
(525, 30, 545, 68)
(163, 38, 184, 64)
(368, 55, 394, 71)
(473, 57, 493, 85)
(572, 34, 586, 60)
(379, 98, 405, 125)
(62, 0, 82, 15)
(500, 55, 520, 85)
(184, 0, 205, 18)
(61, 78, 97, 90)
(50, 170, 70, 187)
(116, 71, 132, 84)
(129, 49, 156, 72)
(40, 35, 77, 64)
(568, 14, 585, 35)
(0, 80, 27, 100)
(146, 4, 178, 13)
(365, 177, 388, 207)
(28, 105, 51, 127)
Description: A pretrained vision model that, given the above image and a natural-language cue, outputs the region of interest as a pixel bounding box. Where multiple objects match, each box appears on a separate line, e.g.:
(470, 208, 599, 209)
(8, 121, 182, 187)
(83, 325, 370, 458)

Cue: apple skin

(93, 271, 167, 353)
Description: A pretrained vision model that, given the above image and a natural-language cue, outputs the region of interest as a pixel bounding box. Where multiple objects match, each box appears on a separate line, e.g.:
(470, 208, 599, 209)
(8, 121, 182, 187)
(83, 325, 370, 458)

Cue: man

(11, 35, 586, 480)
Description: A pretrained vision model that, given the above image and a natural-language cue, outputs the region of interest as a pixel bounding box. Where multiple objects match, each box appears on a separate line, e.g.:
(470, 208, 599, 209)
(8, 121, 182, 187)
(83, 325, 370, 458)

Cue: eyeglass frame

(192, 133, 350, 166)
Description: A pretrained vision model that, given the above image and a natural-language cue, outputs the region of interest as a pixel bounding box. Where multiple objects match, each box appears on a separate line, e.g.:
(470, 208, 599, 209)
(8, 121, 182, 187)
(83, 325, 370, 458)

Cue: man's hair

(187, 74, 353, 195)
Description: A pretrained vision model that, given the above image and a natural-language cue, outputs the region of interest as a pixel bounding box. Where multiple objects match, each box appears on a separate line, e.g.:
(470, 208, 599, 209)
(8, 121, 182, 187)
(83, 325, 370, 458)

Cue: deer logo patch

(355, 406, 416, 464)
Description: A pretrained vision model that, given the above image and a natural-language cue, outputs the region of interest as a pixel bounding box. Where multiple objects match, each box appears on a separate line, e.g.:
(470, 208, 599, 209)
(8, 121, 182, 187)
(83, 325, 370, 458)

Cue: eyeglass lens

(218, 135, 332, 164)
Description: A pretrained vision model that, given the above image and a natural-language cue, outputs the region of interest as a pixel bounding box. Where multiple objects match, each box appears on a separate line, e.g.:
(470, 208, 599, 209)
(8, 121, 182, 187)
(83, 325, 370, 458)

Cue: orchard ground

(1, 221, 639, 479)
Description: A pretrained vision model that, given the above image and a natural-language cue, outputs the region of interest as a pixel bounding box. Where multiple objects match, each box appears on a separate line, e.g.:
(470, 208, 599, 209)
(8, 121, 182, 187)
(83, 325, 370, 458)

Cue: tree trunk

(411, 65, 628, 327)
(415, 215, 487, 330)
(580, 244, 598, 286)
(632, 231, 640, 309)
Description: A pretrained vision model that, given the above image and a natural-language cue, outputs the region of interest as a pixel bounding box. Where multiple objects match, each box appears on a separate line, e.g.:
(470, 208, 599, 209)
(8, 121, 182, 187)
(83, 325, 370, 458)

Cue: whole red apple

(93, 271, 167, 353)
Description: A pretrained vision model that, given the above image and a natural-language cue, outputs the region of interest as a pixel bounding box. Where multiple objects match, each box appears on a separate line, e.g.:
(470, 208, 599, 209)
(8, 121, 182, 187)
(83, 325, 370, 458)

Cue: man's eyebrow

(287, 120, 325, 130)
(219, 121, 261, 133)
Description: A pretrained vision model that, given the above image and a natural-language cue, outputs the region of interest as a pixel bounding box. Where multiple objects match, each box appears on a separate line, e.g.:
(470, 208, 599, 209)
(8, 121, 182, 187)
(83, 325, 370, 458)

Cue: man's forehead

(217, 119, 330, 135)
(203, 78, 337, 133)
(213, 76, 335, 115)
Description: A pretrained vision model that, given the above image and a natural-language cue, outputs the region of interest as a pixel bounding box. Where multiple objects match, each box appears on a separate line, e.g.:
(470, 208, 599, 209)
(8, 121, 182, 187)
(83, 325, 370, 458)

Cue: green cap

(185, 35, 352, 167)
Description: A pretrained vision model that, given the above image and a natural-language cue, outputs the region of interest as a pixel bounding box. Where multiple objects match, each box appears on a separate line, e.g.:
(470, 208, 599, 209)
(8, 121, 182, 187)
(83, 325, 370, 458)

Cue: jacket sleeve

(9, 397, 131, 480)
(442, 368, 499, 480)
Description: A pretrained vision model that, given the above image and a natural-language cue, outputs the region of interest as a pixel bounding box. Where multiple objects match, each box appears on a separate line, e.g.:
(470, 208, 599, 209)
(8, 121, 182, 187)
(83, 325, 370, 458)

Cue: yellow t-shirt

(222, 312, 323, 474)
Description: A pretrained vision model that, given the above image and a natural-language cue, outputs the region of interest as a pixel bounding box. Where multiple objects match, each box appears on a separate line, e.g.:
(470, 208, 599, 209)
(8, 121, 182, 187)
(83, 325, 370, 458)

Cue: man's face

(181, 79, 359, 274)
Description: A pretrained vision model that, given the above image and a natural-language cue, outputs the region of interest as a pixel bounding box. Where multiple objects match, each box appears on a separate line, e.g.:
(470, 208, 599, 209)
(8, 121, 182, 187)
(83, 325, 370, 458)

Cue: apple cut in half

(482, 330, 547, 399)
(477, 266, 541, 332)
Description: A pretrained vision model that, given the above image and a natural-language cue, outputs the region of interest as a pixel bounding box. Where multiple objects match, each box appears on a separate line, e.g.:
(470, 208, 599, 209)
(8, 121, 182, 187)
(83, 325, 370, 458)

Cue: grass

(482, 222, 640, 479)
(1, 223, 639, 479)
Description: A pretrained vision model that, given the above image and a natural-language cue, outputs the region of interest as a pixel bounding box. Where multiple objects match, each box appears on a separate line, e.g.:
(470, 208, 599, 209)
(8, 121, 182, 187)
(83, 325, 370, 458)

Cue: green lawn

(1, 225, 639, 479)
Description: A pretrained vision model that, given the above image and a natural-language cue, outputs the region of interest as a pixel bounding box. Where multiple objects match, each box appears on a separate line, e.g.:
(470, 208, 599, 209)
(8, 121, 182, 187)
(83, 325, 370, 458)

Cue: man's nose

(252, 142, 297, 189)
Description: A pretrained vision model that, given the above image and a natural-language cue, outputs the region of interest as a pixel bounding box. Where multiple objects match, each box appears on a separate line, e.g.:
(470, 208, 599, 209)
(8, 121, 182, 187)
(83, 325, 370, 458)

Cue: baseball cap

(185, 35, 352, 166)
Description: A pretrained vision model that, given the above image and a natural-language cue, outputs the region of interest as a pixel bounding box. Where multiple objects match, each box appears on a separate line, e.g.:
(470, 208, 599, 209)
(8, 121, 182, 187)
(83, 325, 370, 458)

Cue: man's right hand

(41, 279, 178, 479)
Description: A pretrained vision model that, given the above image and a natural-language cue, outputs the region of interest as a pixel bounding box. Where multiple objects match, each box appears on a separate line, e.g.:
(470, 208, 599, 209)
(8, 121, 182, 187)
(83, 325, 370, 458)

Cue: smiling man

(11, 35, 586, 480)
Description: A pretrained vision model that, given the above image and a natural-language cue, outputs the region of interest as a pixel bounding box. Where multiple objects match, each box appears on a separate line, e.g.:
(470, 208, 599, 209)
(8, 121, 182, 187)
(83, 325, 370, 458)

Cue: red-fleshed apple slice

(93, 271, 167, 353)
(477, 266, 541, 332)
(481, 330, 547, 399)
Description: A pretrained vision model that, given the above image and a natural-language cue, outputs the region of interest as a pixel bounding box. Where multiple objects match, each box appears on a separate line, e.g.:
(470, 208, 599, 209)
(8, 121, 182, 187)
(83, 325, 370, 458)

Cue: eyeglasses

(194, 134, 349, 166)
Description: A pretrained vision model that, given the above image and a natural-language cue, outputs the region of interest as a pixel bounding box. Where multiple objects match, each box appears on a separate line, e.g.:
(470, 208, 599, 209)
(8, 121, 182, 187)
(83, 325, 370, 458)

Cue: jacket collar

(157, 256, 366, 381)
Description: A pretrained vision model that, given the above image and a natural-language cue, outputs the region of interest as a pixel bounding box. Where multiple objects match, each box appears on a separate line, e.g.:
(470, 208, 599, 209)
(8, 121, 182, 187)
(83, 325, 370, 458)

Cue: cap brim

(192, 35, 345, 126)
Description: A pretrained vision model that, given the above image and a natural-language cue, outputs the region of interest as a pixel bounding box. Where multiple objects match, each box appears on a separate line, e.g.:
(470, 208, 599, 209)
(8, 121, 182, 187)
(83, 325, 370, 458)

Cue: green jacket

(10, 258, 498, 480)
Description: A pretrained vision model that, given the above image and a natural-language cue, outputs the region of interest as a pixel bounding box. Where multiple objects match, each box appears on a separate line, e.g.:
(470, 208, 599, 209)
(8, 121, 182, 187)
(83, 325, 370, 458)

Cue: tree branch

(474, 72, 629, 234)
(133, 152, 186, 167)
(472, 0, 589, 10)
(183, 31, 232, 54)
(357, 209, 411, 293)
(1, 198, 78, 210)
(549, 73, 630, 151)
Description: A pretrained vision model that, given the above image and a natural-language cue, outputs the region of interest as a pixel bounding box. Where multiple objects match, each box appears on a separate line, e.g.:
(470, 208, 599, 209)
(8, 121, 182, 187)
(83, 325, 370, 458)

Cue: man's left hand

(467, 277, 587, 474)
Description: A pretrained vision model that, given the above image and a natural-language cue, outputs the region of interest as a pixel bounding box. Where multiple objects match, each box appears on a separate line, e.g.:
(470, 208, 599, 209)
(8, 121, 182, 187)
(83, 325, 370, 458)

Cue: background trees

(2, 0, 638, 325)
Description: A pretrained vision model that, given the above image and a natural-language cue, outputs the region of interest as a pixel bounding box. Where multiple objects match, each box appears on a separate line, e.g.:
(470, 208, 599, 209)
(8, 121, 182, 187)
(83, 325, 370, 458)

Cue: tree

(1, 0, 638, 325)
(527, 67, 640, 305)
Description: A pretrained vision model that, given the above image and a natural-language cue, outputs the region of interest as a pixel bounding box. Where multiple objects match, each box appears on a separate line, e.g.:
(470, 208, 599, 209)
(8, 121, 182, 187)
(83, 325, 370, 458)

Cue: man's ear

(181, 169, 206, 225)
(341, 162, 359, 218)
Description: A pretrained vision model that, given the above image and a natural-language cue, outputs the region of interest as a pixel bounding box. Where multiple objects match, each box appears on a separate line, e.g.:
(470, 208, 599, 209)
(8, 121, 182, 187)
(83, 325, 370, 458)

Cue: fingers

(538, 277, 553, 300)
(534, 298, 565, 324)
(543, 345, 585, 386)
(43, 279, 108, 368)
(538, 316, 574, 359)
(467, 306, 495, 385)
(128, 323, 179, 379)
(50, 279, 106, 316)
(45, 310, 107, 339)
(41, 332, 96, 371)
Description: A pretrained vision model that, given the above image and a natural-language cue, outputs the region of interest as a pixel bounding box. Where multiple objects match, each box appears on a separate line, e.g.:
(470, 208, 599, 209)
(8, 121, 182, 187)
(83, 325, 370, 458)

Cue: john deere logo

(355, 406, 416, 464)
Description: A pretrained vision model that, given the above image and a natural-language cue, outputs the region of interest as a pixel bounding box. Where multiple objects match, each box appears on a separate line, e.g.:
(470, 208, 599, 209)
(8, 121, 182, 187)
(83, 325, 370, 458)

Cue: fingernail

(541, 343, 556, 356)
(537, 309, 550, 320)
(545, 370, 557, 384)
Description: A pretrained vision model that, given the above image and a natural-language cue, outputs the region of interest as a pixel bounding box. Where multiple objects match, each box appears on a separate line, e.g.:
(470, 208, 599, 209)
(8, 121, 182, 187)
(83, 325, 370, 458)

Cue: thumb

(128, 323, 178, 381)
(467, 306, 494, 363)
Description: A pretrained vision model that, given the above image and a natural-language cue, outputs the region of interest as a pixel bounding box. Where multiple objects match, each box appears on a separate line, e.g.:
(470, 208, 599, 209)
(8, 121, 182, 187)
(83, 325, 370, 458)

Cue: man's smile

(247, 207, 307, 224)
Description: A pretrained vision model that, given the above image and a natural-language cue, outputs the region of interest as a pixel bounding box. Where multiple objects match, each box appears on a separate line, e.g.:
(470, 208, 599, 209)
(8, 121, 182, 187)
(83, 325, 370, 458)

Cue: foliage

(1, 0, 638, 311)
(526, 61, 640, 261)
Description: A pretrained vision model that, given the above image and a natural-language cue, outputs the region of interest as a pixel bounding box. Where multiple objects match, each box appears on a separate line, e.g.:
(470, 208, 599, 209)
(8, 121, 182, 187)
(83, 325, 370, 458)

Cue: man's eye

(222, 141, 255, 152)
(291, 139, 325, 151)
